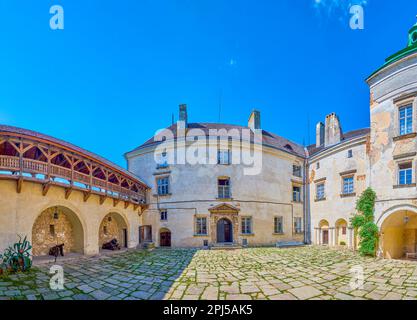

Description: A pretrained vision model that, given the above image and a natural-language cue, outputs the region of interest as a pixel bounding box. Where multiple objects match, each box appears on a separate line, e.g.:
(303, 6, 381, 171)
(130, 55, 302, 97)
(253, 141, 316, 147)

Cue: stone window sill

(240, 233, 255, 237)
(340, 193, 356, 198)
(194, 234, 209, 237)
(393, 132, 417, 142)
(153, 193, 172, 197)
(315, 197, 326, 202)
(273, 233, 284, 236)
(393, 184, 416, 189)
(216, 197, 233, 201)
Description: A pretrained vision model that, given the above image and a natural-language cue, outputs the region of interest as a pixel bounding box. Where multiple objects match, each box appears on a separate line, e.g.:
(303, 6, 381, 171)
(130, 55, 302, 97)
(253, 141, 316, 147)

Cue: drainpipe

(303, 157, 311, 244)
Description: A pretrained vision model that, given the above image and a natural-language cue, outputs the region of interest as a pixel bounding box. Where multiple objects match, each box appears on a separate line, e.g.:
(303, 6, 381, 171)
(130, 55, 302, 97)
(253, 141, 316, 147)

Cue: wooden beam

(133, 204, 139, 211)
(83, 191, 92, 202)
(42, 182, 51, 196)
(113, 198, 120, 207)
(99, 195, 107, 205)
(65, 187, 73, 199)
(124, 201, 130, 209)
(16, 176, 23, 193)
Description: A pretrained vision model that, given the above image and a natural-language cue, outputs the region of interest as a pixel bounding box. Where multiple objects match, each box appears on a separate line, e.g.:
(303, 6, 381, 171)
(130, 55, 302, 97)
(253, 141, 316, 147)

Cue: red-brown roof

(0, 124, 149, 188)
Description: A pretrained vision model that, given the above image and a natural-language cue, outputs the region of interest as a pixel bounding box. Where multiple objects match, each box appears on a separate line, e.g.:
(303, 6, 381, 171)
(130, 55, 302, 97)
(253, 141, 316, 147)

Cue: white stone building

(125, 22, 417, 258)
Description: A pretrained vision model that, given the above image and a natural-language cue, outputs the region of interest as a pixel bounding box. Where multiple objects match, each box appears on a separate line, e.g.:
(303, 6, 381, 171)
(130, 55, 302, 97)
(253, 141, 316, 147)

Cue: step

(276, 241, 305, 248)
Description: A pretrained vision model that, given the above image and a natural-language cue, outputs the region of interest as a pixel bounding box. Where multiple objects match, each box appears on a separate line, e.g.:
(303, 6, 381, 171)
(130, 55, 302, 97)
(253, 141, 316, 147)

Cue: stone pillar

(314, 228, 319, 245)
(347, 227, 353, 249)
(329, 228, 336, 247)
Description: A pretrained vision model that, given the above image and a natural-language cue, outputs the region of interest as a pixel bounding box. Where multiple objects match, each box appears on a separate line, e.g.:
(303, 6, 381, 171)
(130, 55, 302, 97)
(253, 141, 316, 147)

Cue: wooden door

(323, 230, 329, 245)
(160, 231, 171, 247)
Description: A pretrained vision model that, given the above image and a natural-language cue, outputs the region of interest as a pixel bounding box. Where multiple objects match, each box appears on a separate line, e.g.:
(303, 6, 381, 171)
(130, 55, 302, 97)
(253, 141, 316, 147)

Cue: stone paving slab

(1, 246, 417, 300)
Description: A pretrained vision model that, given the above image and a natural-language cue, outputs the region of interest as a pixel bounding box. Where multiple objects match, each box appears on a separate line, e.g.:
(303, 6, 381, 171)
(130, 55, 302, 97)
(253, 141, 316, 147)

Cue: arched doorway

(32, 206, 84, 256)
(99, 212, 128, 249)
(159, 228, 171, 247)
(381, 209, 417, 259)
(217, 218, 233, 243)
(335, 219, 348, 246)
(319, 220, 329, 245)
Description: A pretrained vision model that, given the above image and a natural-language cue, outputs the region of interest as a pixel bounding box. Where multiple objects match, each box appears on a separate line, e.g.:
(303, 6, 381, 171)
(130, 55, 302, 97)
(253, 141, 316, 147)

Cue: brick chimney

(324, 113, 342, 147)
(248, 109, 261, 131)
(316, 122, 325, 147)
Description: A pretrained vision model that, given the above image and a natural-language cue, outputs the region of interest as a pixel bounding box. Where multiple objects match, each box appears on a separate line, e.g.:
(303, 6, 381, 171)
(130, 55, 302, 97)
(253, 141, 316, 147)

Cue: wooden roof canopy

(0, 125, 149, 206)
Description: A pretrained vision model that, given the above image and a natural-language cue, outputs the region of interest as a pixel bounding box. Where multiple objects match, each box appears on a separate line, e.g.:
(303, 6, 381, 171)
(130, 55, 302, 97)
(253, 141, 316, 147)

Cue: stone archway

(380, 208, 417, 259)
(32, 206, 84, 256)
(99, 212, 128, 249)
(335, 219, 348, 246)
(319, 220, 329, 245)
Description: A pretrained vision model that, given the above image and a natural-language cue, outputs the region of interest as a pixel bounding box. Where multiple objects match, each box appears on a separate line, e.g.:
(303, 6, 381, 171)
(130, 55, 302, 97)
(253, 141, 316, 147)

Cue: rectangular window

(348, 150, 353, 158)
(218, 178, 231, 198)
(292, 186, 301, 202)
(316, 183, 325, 200)
(316, 162, 320, 170)
(399, 105, 413, 136)
(49, 225, 55, 237)
(217, 150, 230, 165)
(343, 176, 354, 194)
(294, 217, 303, 234)
(157, 177, 169, 195)
(399, 162, 413, 185)
(342, 227, 347, 235)
(196, 217, 208, 235)
(274, 216, 283, 234)
(292, 165, 302, 178)
(241, 217, 252, 234)
(160, 210, 167, 221)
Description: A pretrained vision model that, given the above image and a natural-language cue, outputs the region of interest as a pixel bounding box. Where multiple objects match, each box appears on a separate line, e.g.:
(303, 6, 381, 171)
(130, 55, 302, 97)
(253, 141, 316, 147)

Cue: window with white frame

(399, 162, 413, 185)
(294, 217, 303, 234)
(217, 150, 230, 165)
(292, 185, 301, 202)
(157, 151, 169, 168)
(274, 216, 283, 234)
(157, 176, 169, 195)
(218, 178, 231, 198)
(241, 217, 252, 234)
(195, 217, 208, 235)
(316, 183, 325, 200)
(293, 165, 302, 177)
(342, 176, 354, 194)
(160, 210, 167, 221)
(399, 105, 413, 136)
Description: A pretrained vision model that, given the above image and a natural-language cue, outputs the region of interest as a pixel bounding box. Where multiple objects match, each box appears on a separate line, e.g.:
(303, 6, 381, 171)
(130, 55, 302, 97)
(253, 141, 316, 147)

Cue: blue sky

(0, 0, 415, 167)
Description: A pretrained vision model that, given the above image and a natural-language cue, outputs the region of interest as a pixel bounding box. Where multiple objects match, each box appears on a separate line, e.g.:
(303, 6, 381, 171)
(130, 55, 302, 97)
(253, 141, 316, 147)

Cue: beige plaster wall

(0, 179, 142, 255)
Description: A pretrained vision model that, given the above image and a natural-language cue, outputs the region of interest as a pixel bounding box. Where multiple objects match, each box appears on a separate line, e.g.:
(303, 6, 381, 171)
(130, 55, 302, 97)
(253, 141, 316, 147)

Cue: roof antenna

(218, 89, 223, 123)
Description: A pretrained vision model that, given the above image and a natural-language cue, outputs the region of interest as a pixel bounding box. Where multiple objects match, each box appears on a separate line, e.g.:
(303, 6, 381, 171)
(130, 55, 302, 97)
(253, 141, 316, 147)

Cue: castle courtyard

(2, 247, 417, 300)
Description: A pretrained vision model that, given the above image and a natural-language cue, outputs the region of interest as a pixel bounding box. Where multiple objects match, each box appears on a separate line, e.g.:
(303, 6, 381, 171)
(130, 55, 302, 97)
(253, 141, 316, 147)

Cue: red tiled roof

(0, 124, 149, 188)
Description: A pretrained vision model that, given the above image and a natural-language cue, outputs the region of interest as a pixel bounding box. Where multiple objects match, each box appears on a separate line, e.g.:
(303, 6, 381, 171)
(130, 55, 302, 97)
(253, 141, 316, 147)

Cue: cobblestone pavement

(2, 246, 417, 300)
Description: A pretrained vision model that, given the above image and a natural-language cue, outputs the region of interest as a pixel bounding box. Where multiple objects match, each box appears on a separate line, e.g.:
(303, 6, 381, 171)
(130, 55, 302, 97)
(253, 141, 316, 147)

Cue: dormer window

(217, 150, 230, 165)
(284, 144, 293, 151)
(293, 165, 302, 178)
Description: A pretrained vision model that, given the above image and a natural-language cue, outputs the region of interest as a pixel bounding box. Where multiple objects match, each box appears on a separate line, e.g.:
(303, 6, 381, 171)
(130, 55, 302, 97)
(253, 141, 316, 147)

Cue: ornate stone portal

(209, 203, 239, 245)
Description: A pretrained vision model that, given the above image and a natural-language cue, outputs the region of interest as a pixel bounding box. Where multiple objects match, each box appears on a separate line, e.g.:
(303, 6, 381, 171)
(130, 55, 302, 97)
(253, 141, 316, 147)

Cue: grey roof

(127, 122, 308, 158)
(307, 128, 370, 157)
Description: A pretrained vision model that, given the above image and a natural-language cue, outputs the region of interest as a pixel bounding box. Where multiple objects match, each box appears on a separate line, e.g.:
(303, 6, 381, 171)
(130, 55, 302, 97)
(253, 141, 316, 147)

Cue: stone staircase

(210, 243, 242, 250)
(276, 241, 305, 248)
